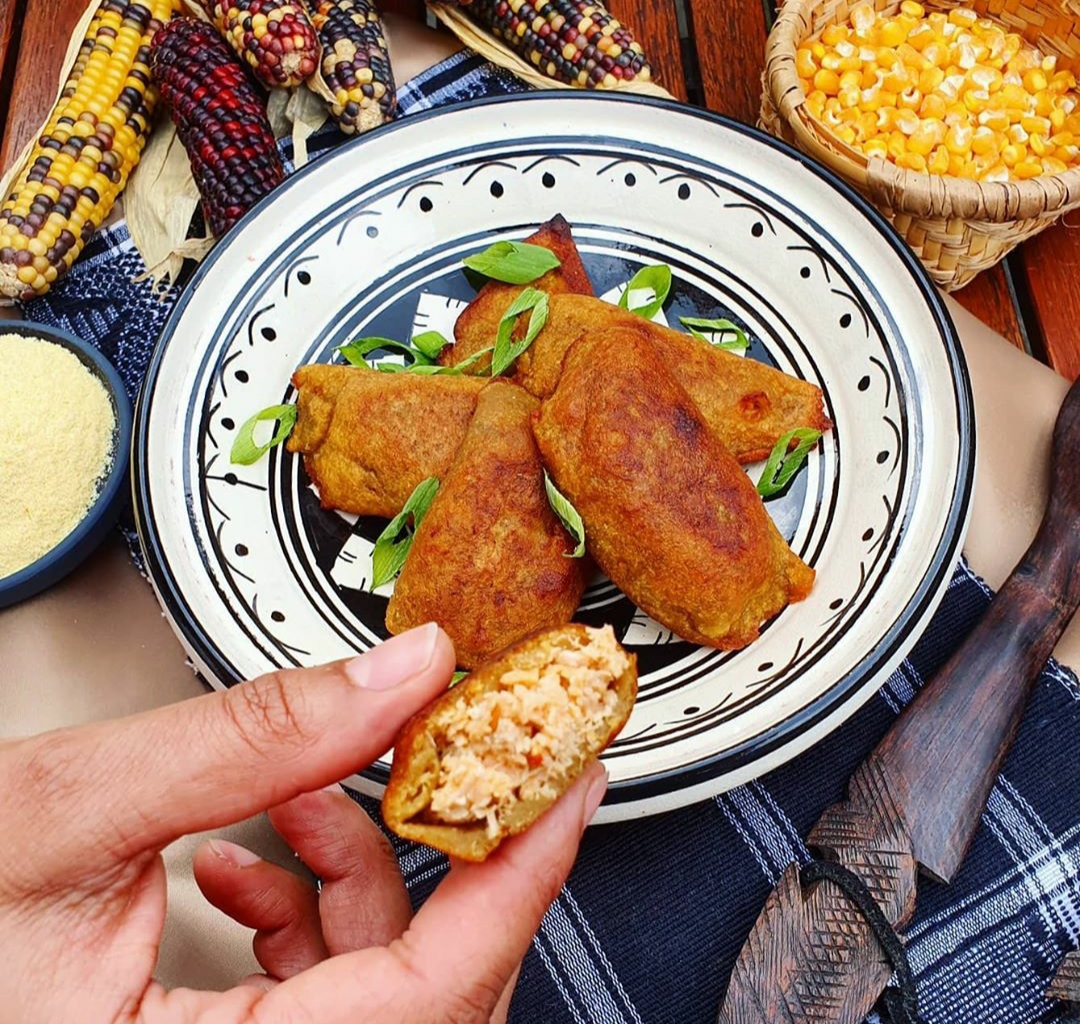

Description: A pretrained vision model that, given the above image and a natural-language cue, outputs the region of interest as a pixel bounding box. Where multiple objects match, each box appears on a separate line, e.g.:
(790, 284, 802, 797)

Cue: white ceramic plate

(134, 94, 974, 821)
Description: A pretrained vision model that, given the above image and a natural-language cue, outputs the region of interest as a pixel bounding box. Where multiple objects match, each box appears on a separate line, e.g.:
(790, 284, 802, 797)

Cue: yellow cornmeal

(0, 332, 116, 578)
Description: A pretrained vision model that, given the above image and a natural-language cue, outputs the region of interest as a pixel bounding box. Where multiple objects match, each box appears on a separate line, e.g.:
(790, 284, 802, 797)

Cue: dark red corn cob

(152, 18, 285, 238)
(202, 0, 320, 89)
(304, 0, 396, 134)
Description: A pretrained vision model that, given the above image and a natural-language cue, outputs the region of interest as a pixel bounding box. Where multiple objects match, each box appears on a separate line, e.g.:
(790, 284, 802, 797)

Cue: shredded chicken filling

(429, 626, 629, 836)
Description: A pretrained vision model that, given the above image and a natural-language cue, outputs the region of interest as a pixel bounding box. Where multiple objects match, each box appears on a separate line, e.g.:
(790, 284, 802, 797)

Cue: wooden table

(2, 0, 1077, 379)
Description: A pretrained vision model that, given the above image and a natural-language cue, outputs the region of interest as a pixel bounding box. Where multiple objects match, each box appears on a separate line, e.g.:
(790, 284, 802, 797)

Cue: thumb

(10, 623, 455, 874)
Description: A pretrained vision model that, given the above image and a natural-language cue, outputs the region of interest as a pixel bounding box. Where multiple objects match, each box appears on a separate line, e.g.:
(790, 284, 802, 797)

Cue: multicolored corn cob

(152, 18, 285, 237)
(304, 0, 396, 133)
(0, 0, 176, 300)
(202, 0, 320, 88)
(454, 0, 652, 88)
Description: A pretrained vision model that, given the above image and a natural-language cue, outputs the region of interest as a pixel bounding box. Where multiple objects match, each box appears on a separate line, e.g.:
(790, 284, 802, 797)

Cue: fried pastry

(287, 364, 483, 517)
(533, 326, 816, 649)
(517, 294, 830, 464)
(382, 623, 636, 862)
(438, 213, 593, 374)
(385, 379, 587, 668)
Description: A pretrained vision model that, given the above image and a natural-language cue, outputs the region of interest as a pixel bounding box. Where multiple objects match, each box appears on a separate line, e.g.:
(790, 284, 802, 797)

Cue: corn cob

(453, 0, 651, 88)
(304, 0, 396, 133)
(152, 18, 285, 238)
(202, 0, 320, 88)
(0, 0, 176, 300)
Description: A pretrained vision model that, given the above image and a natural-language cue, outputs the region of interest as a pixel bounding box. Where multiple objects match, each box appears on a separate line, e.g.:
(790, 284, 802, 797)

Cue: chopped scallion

(678, 316, 750, 352)
(462, 240, 561, 284)
(757, 428, 823, 499)
(369, 476, 440, 590)
(617, 264, 672, 319)
(230, 404, 297, 465)
(491, 288, 549, 376)
(543, 470, 586, 558)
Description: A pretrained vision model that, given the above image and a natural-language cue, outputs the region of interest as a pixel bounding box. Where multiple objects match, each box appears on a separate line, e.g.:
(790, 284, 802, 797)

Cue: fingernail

(345, 623, 440, 690)
(582, 764, 608, 826)
(320, 781, 343, 794)
(208, 838, 261, 867)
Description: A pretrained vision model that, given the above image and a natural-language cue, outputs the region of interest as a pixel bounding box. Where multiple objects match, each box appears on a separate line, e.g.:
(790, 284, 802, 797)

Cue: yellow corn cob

(0, 0, 177, 300)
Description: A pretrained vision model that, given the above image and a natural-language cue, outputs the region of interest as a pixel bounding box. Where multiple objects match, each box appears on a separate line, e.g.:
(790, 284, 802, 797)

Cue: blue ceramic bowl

(0, 322, 132, 609)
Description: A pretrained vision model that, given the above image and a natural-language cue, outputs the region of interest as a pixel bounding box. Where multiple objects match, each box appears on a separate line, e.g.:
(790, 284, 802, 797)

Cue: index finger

(10, 624, 455, 875)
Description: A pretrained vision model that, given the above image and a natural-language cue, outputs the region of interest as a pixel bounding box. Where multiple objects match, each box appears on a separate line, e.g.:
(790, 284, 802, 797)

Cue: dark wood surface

(1017, 221, 1080, 379)
(687, 0, 769, 124)
(0, 0, 1076, 375)
(719, 375, 1080, 1023)
(0, 0, 24, 153)
(612, 0, 687, 102)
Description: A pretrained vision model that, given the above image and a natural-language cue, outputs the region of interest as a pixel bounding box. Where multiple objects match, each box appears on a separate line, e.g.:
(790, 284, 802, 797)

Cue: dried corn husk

(427, 1, 673, 98)
(126, 120, 213, 293)
(269, 84, 331, 167)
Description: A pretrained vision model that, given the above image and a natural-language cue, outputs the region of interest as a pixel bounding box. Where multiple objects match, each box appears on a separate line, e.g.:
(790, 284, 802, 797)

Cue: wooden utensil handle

(875, 376, 1080, 883)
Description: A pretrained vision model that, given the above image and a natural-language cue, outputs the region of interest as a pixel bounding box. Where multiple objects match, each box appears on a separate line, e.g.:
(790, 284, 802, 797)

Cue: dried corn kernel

(796, 1, 1080, 182)
(971, 125, 998, 154)
(928, 145, 951, 173)
(814, 68, 841, 95)
(896, 151, 928, 171)
(879, 20, 907, 48)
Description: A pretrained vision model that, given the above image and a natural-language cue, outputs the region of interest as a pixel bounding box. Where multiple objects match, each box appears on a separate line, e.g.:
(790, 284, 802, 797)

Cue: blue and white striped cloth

(22, 49, 1080, 1024)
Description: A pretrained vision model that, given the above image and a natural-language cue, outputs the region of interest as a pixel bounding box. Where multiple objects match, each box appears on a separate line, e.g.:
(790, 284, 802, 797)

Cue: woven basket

(761, 0, 1080, 290)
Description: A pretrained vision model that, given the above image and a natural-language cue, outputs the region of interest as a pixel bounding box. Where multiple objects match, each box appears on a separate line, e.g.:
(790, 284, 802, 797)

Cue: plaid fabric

(19, 49, 1080, 1024)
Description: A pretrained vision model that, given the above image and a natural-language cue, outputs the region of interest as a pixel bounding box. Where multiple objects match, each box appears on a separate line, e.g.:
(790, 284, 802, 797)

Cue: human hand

(0, 623, 607, 1024)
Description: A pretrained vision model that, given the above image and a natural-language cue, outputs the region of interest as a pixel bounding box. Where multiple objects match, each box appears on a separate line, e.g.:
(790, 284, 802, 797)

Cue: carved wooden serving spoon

(718, 373, 1080, 1024)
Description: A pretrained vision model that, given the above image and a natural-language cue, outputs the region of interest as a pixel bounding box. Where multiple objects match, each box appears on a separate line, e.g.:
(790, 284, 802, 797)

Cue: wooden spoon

(718, 373, 1080, 1023)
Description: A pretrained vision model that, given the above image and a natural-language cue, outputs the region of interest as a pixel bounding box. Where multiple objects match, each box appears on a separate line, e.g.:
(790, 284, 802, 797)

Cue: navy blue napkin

(21, 48, 1080, 1024)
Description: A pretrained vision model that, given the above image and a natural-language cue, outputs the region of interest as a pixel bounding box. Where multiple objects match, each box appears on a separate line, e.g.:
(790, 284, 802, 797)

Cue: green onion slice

(339, 337, 432, 369)
(405, 345, 495, 376)
(543, 470, 586, 558)
(450, 670, 469, 687)
(369, 476, 440, 590)
(679, 316, 750, 352)
(757, 428, 823, 499)
(491, 288, 549, 376)
(462, 241, 561, 284)
(230, 404, 297, 465)
(617, 264, 672, 319)
(411, 330, 451, 360)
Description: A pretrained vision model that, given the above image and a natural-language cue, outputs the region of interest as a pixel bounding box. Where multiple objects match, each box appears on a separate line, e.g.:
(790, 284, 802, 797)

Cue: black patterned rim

(133, 93, 974, 805)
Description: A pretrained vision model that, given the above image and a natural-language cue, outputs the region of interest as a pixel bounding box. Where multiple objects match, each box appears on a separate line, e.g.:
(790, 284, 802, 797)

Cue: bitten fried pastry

(382, 624, 637, 862)
(287, 364, 484, 517)
(385, 379, 586, 668)
(533, 326, 816, 649)
(515, 294, 830, 464)
(439, 213, 593, 374)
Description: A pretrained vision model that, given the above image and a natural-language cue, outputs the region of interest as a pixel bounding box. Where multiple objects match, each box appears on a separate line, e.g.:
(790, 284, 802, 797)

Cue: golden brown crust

(385, 379, 587, 669)
(382, 624, 637, 862)
(514, 294, 831, 463)
(533, 326, 815, 649)
(440, 214, 594, 374)
(287, 365, 484, 517)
